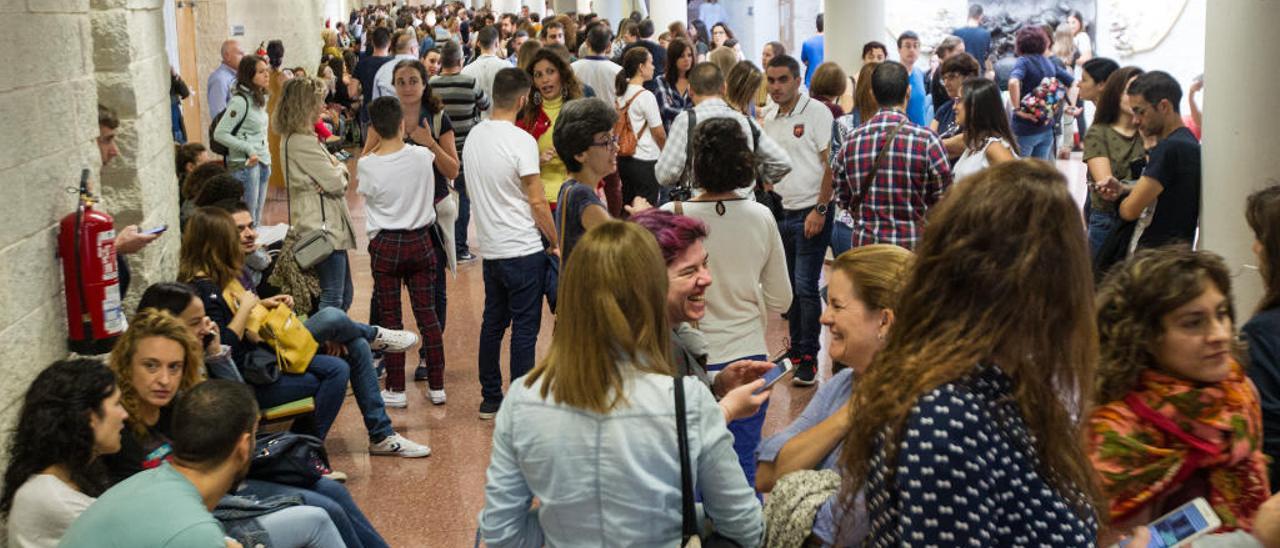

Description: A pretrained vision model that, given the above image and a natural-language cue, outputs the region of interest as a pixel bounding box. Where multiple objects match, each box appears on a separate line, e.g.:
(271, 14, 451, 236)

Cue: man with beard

(61, 381, 260, 548)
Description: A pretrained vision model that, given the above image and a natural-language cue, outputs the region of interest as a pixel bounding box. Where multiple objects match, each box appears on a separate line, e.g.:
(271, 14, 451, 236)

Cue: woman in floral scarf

(1090, 247, 1270, 540)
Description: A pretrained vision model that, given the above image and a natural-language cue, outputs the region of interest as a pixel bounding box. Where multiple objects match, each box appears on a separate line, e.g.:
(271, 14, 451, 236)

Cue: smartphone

(1116, 497, 1222, 548)
(754, 358, 793, 394)
(140, 225, 168, 235)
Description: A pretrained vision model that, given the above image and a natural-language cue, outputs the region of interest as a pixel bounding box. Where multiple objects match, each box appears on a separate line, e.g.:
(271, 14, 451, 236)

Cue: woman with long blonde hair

(479, 221, 764, 546)
(838, 160, 1103, 545)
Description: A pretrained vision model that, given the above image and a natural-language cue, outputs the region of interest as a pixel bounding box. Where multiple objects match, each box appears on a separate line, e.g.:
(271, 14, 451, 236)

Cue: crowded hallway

(4, 0, 1280, 547)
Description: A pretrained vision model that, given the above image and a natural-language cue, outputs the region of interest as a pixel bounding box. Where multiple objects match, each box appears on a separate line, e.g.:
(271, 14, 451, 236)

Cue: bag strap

(678, 109, 698, 194)
(620, 91, 648, 137)
(850, 118, 907, 211)
(431, 110, 444, 141)
(555, 182, 571, 266)
(674, 375, 699, 541)
(229, 92, 250, 137)
(674, 200, 683, 216)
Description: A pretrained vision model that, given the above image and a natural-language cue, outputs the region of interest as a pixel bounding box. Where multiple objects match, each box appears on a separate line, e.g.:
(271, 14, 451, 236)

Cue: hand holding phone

(1114, 497, 1221, 548)
(140, 225, 168, 235)
(754, 359, 794, 395)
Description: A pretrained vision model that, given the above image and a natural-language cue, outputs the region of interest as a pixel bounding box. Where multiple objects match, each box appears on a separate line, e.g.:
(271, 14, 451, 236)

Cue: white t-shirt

(461, 54, 514, 117)
(356, 144, 437, 238)
(571, 57, 623, 107)
(463, 120, 544, 259)
(6, 474, 95, 548)
(617, 84, 664, 161)
(763, 95, 833, 210)
(660, 199, 792, 363)
(952, 136, 1017, 182)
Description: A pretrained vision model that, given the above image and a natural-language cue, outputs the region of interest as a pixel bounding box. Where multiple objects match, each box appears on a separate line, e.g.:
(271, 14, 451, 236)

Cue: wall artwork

(1104, 0, 1190, 56)
(973, 0, 1097, 60)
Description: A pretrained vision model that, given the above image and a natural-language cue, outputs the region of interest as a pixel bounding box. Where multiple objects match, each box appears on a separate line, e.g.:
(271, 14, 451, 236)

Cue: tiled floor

(260, 153, 1087, 547)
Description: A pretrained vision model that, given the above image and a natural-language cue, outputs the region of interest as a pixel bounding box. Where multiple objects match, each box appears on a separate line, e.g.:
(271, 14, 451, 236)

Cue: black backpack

(209, 91, 249, 157)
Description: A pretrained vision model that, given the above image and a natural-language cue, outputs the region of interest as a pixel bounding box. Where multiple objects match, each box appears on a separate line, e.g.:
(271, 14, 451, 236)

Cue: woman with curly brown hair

(517, 48, 585, 207)
(1090, 247, 1269, 539)
(837, 160, 1102, 546)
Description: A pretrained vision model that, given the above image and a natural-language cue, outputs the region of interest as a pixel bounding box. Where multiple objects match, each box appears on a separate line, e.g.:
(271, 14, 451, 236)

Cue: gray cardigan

(213, 86, 271, 168)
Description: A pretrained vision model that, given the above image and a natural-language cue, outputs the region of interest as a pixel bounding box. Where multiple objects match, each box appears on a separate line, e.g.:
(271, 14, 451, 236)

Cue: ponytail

(616, 48, 650, 98)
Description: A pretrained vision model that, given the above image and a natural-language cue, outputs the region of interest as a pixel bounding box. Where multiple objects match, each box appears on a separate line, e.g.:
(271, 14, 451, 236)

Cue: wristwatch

(814, 202, 829, 216)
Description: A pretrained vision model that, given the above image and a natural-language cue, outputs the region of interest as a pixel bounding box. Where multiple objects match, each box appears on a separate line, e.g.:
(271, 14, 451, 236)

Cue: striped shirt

(429, 72, 490, 157)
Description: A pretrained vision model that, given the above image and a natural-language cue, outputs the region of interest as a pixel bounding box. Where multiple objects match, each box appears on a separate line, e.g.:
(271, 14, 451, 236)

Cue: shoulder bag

(672, 109, 698, 202)
(285, 137, 336, 270)
(224, 279, 318, 375)
(209, 91, 249, 157)
(675, 376, 743, 548)
(248, 431, 330, 488)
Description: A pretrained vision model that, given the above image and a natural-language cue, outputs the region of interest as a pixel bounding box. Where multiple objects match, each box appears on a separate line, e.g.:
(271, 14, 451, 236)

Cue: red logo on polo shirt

(793, 124, 805, 138)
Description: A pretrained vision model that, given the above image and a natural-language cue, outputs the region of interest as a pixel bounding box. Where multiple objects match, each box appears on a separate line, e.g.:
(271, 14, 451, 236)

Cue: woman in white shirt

(2, 359, 128, 548)
(952, 78, 1020, 182)
(660, 117, 792, 488)
(614, 48, 668, 207)
(479, 221, 764, 547)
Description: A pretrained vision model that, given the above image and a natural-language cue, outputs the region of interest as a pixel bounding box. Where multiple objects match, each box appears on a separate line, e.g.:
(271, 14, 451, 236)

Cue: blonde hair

(724, 60, 762, 114)
(272, 76, 327, 135)
(110, 309, 205, 436)
(321, 28, 338, 48)
(523, 221, 672, 413)
(1053, 23, 1075, 62)
(831, 244, 914, 311)
(810, 62, 848, 100)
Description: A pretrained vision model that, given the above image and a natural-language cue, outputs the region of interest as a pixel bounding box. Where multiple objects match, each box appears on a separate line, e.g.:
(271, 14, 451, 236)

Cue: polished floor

(259, 153, 1087, 547)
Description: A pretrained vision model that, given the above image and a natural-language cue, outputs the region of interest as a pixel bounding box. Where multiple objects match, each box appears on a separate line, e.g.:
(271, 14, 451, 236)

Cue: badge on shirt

(228, 110, 239, 119)
(793, 124, 805, 138)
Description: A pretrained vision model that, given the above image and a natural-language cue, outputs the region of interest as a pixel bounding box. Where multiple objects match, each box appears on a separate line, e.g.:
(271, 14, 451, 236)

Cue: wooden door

(175, 0, 203, 143)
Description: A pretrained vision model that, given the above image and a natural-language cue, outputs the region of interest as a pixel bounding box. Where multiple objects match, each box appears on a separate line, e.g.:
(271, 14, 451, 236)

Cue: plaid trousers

(368, 226, 445, 391)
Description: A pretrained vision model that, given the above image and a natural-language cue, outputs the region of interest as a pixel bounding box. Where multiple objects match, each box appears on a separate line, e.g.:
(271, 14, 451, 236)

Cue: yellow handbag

(224, 280, 318, 375)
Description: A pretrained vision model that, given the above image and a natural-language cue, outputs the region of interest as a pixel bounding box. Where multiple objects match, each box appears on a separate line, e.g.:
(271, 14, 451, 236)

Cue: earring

(562, 87, 569, 100)
(532, 91, 542, 106)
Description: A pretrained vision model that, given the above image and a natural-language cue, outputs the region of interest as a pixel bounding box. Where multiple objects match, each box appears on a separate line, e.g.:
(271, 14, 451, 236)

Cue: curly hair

(520, 48, 584, 127)
(838, 160, 1104, 529)
(692, 118, 755, 194)
(0, 359, 117, 515)
(1095, 247, 1236, 403)
(181, 161, 228, 203)
(193, 173, 245, 208)
(110, 309, 205, 437)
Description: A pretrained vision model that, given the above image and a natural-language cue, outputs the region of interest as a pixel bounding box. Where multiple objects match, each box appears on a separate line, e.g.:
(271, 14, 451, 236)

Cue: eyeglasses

(591, 136, 619, 150)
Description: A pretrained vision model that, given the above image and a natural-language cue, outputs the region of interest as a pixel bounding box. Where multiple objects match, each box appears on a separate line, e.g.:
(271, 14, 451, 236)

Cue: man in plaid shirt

(831, 61, 952, 249)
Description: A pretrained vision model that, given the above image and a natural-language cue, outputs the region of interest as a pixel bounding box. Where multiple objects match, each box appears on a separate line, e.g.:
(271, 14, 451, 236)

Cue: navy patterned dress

(865, 364, 1097, 547)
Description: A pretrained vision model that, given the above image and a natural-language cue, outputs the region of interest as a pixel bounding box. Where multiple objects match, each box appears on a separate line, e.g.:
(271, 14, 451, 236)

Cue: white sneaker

(381, 389, 407, 408)
(428, 389, 447, 405)
(369, 432, 431, 458)
(370, 327, 418, 352)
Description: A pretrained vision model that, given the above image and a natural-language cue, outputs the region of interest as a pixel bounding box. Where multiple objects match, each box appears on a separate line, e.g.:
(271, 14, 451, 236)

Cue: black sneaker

(413, 358, 430, 381)
(479, 399, 501, 420)
(791, 355, 817, 387)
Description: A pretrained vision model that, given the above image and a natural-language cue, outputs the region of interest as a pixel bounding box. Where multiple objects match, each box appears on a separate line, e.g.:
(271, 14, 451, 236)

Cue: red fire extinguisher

(59, 169, 126, 354)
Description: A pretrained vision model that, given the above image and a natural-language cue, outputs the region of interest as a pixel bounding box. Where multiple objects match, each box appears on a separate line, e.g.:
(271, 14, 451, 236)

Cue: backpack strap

(619, 91, 647, 137)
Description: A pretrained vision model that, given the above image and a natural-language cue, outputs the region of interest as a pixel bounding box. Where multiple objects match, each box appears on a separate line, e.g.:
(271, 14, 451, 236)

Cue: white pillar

(1200, 1, 1280, 312)
(522, 0, 544, 16)
(592, 0, 619, 22)
(823, 0, 884, 77)
(649, 0, 685, 32)
(494, 0, 520, 14)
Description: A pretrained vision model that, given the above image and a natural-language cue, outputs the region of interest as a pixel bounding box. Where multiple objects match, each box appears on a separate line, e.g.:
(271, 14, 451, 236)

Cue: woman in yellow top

(517, 48, 585, 207)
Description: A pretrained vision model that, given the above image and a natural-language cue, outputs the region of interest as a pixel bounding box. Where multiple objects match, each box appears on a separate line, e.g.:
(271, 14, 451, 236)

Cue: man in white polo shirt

(463, 67, 559, 420)
(762, 53, 834, 387)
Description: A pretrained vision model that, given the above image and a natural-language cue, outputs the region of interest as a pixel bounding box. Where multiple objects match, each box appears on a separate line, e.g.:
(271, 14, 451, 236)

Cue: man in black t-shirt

(354, 26, 394, 127)
(1099, 71, 1200, 249)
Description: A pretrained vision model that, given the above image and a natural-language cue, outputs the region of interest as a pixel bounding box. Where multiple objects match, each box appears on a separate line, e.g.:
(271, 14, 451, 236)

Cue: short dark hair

(968, 4, 983, 18)
(491, 67, 531, 109)
(688, 62, 725, 96)
(766, 54, 801, 78)
(862, 41, 887, 59)
(553, 98, 618, 172)
(939, 52, 980, 78)
(98, 104, 119, 129)
(586, 23, 611, 54)
(1082, 58, 1120, 86)
(1127, 70, 1183, 113)
(372, 26, 393, 49)
(440, 40, 463, 68)
(638, 18, 655, 38)
(211, 200, 251, 216)
(477, 25, 499, 49)
(368, 96, 404, 139)
(169, 380, 258, 470)
(693, 118, 755, 193)
(176, 142, 207, 177)
(542, 20, 564, 34)
(815, 13, 824, 33)
(137, 282, 198, 317)
(1015, 26, 1048, 56)
(896, 31, 919, 49)
(871, 61, 910, 107)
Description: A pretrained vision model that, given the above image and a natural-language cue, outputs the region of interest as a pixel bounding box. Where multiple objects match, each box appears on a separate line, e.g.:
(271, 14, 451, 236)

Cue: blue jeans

(1016, 128, 1055, 161)
(455, 171, 471, 254)
(233, 163, 271, 225)
(707, 354, 768, 490)
(830, 220, 853, 259)
(255, 505, 344, 548)
(239, 478, 388, 548)
(478, 252, 545, 403)
(1088, 206, 1122, 259)
(315, 250, 355, 312)
(254, 353, 349, 439)
(780, 206, 833, 358)
(305, 307, 394, 442)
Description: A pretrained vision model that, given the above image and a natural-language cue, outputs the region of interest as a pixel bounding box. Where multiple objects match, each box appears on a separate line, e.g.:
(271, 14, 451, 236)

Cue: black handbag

(675, 376, 742, 548)
(248, 431, 330, 488)
(241, 346, 282, 386)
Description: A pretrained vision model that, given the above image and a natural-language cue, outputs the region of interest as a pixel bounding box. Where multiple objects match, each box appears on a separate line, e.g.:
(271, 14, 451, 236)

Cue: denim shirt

(478, 371, 764, 547)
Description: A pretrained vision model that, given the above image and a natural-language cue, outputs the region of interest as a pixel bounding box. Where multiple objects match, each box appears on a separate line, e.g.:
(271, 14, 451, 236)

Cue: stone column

(552, 0, 576, 14)
(493, 0, 520, 15)
(521, 0, 544, 17)
(823, 0, 884, 77)
(649, 0, 685, 31)
(92, 0, 182, 304)
(1200, 0, 1280, 312)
